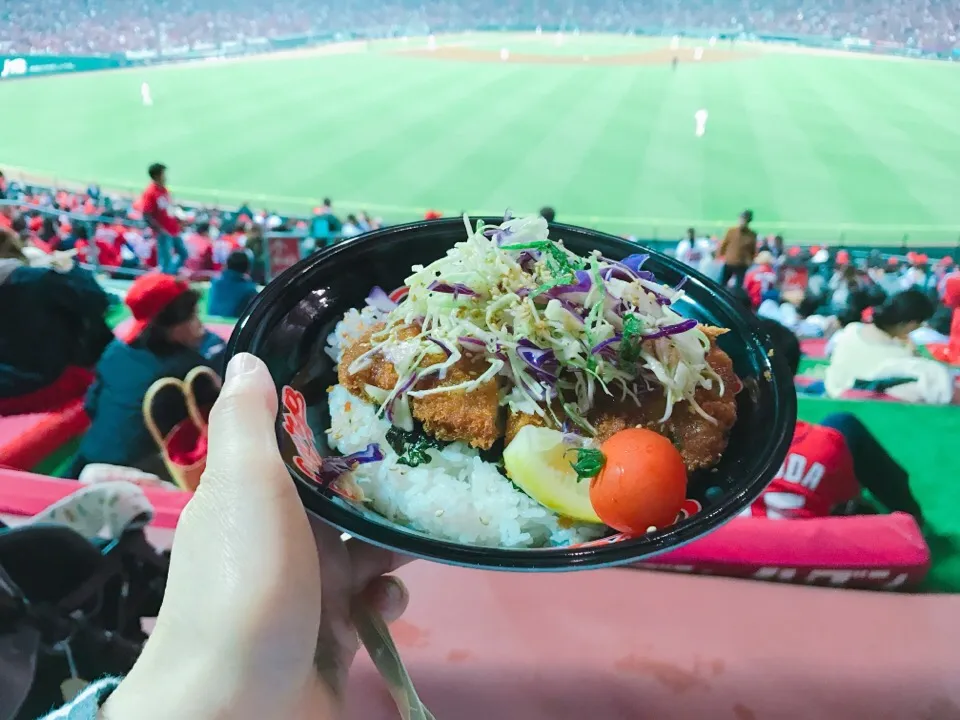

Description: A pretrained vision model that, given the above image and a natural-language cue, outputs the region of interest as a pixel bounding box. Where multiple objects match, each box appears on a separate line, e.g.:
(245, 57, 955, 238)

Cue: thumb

(181, 352, 308, 547)
(175, 351, 317, 593)
(197, 352, 291, 503)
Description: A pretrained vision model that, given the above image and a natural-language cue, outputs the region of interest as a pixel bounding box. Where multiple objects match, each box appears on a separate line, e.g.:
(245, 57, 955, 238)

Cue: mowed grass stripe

(343, 60, 529, 208)
(695, 62, 768, 232)
(788, 58, 949, 231)
(625, 64, 710, 227)
(472, 66, 641, 216)
(740, 56, 853, 229)
(844, 59, 960, 177)
(397, 64, 583, 210)
(253, 57, 474, 198)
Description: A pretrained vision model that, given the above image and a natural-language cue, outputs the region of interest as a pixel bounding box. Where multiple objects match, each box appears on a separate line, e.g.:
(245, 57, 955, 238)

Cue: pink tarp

(342, 564, 960, 720)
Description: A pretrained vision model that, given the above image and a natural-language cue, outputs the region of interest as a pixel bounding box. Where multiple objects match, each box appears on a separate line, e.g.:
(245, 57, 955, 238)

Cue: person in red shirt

(141, 162, 187, 274)
(93, 221, 123, 267)
(183, 221, 215, 275)
(745, 319, 924, 522)
(743, 250, 777, 309)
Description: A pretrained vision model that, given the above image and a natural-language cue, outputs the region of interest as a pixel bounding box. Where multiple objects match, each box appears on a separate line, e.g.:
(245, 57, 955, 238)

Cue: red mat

(800, 337, 829, 359)
(0, 400, 90, 470)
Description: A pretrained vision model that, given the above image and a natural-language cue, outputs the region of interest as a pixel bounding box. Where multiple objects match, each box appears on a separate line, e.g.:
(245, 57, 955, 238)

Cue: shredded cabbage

(365, 214, 718, 431)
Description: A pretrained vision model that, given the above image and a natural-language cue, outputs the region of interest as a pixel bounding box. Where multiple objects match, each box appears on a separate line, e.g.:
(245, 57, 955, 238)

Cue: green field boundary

(5, 163, 959, 246)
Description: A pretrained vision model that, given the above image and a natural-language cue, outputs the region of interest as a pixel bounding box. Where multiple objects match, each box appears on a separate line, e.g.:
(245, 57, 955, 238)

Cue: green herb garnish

(385, 426, 445, 467)
(569, 448, 606, 481)
(501, 241, 585, 298)
(619, 313, 645, 363)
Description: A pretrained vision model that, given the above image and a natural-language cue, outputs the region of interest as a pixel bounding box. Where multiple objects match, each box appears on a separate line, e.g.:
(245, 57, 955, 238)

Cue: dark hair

(929, 306, 953, 336)
(797, 295, 820, 318)
(148, 163, 166, 181)
(756, 318, 801, 376)
(873, 289, 934, 333)
(539, 206, 556, 223)
(687, 227, 696, 237)
(226, 250, 250, 274)
(837, 306, 862, 327)
(346, 214, 358, 224)
(72, 224, 89, 241)
(322, 197, 332, 208)
(196, 221, 210, 235)
(40, 216, 58, 242)
(132, 290, 200, 356)
(741, 209, 753, 222)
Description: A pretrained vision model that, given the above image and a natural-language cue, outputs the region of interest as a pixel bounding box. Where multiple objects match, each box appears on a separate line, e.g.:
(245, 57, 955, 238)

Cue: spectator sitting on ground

(69, 274, 226, 479)
(825, 289, 954, 404)
(749, 318, 925, 523)
(759, 290, 839, 339)
(341, 214, 363, 239)
(909, 305, 953, 346)
(184, 221, 215, 274)
(744, 250, 778, 309)
(0, 228, 113, 415)
(208, 250, 259, 319)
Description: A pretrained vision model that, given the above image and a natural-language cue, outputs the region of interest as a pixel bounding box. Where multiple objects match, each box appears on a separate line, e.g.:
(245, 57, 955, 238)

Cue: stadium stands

(1, 0, 958, 54)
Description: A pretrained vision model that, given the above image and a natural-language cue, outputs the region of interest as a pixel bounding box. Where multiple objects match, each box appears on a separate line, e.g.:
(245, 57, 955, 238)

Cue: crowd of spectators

(0, 167, 383, 292)
(1, 168, 957, 531)
(676, 210, 959, 405)
(0, 0, 957, 55)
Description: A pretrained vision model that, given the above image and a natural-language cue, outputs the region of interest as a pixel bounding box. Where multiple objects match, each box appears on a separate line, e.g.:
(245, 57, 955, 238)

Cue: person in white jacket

(825, 290, 954, 404)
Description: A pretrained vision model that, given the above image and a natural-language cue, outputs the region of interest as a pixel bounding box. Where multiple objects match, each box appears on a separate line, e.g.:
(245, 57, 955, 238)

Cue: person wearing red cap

(69, 273, 225, 478)
(141, 162, 187, 275)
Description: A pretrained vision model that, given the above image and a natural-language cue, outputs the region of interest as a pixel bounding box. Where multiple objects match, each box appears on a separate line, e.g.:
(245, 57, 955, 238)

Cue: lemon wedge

(503, 426, 604, 524)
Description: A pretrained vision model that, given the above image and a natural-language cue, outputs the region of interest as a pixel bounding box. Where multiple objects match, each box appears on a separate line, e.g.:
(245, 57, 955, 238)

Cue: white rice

(326, 314, 606, 549)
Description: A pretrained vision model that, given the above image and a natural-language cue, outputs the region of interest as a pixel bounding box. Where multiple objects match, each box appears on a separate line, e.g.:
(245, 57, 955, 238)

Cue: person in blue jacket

(69, 273, 225, 478)
(207, 250, 259, 318)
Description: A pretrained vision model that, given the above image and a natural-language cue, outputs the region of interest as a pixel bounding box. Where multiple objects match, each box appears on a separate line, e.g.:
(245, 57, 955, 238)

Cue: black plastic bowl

(227, 218, 796, 571)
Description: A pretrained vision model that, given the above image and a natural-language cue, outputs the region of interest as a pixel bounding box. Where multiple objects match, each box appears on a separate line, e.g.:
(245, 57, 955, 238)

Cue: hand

(103, 353, 411, 720)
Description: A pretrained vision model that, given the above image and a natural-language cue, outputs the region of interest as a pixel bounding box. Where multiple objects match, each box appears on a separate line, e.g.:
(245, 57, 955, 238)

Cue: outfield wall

(1, 24, 956, 82)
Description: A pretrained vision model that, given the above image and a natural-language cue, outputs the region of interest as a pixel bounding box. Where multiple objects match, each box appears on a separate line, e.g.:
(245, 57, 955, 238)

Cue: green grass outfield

(1, 32, 959, 245)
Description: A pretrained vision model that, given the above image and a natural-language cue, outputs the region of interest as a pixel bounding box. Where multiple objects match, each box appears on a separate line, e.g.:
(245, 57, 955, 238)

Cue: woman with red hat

(68, 273, 225, 478)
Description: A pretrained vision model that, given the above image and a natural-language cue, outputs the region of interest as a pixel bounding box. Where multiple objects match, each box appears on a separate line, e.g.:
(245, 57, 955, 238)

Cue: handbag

(142, 375, 216, 492)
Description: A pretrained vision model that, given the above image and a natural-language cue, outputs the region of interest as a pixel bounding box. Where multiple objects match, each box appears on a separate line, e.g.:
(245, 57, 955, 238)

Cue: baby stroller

(0, 484, 169, 719)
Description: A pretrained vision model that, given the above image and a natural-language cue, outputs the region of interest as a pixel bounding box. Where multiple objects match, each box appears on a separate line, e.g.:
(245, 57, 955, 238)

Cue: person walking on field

(719, 209, 758, 288)
(142, 163, 187, 275)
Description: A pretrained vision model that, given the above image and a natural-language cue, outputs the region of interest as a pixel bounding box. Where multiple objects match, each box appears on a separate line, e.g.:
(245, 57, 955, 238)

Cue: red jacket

(184, 232, 214, 272)
(744, 263, 777, 308)
(743, 421, 859, 519)
(141, 181, 180, 236)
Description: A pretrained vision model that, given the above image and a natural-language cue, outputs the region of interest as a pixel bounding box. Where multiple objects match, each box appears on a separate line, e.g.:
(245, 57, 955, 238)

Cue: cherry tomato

(589, 428, 687, 533)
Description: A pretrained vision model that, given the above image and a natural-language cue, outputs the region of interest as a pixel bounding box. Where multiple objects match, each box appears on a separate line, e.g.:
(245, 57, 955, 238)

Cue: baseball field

(1, 32, 959, 245)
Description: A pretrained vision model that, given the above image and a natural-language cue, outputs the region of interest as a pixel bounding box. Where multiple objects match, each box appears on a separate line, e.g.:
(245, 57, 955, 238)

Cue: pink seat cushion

(636, 512, 929, 590)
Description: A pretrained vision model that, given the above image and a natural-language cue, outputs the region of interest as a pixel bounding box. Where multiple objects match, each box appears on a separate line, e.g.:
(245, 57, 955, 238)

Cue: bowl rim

(228, 217, 798, 571)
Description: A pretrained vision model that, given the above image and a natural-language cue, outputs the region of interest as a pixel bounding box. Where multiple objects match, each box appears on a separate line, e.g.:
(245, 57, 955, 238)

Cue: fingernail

(380, 577, 407, 608)
(225, 353, 259, 385)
